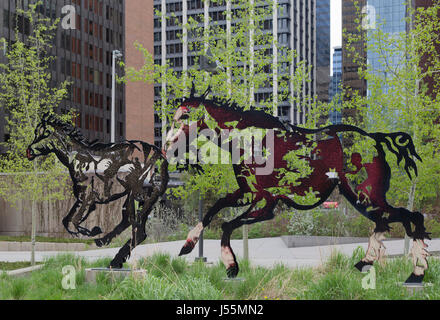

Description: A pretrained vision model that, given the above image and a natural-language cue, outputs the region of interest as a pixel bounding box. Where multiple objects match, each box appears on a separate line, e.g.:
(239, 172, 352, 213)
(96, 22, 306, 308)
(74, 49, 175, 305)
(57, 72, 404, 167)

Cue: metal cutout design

(27, 113, 169, 268)
(165, 89, 430, 283)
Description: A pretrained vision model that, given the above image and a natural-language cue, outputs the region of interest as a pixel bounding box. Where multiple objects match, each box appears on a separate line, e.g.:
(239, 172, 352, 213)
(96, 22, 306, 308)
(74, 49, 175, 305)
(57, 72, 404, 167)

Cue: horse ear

(42, 112, 50, 122)
(202, 85, 211, 99)
(47, 113, 55, 123)
(190, 78, 196, 98)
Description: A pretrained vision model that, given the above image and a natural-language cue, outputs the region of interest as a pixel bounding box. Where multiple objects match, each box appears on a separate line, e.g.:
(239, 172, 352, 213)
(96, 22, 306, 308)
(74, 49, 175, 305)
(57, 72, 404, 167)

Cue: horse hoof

(90, 226, 103, 237)
(405, 272, 424, 284)
(354, 260, 373, 272)
(95, 238, 105, 247)
(226, 264, 239, 278)
(109, 261, 123, 269)
(179, 239, 195, 256)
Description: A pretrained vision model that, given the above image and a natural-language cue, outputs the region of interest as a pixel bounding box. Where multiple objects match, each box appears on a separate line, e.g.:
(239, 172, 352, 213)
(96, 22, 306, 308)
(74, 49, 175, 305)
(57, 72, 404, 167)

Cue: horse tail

(370, 132, 422, 180)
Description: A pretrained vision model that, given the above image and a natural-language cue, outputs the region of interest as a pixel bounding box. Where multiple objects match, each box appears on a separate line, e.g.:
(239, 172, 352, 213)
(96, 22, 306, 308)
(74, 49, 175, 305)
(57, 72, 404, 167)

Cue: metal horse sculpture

(27, 113, 169, 268)
(164, 89, 430, 284)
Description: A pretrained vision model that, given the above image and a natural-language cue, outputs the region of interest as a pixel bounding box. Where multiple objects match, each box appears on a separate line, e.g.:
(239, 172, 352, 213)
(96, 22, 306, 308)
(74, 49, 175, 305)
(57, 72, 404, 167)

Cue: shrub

(287, 210, 317, 236)
(112, 274, 176, 300)
(286, 209, 375, 237)
(111, 273, 222, 300)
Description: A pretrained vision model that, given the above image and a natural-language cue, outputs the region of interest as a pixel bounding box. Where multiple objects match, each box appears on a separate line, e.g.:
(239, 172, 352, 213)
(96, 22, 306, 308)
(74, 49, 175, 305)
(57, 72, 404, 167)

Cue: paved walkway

(1, 237, 439, 269)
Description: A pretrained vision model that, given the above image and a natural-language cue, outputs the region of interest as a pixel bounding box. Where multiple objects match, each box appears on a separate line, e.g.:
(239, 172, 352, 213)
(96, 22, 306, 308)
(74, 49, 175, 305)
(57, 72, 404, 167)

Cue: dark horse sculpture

(164, 88, 430, 284)
(27, 113, 168, 268)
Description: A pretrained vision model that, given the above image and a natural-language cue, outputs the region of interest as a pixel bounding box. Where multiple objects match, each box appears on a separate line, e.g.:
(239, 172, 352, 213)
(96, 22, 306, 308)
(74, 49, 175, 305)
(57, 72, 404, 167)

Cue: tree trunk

(31, 161, 38, 266)
(404, 180, 417, 255)
(31, 198, 36, 266)
(243, 224, 249, 261)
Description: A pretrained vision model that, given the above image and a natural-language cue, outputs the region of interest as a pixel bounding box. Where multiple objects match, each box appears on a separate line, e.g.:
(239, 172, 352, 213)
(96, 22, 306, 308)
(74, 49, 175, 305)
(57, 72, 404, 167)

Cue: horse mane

(182, 91, 289, 131)
(43, 114, 106, 150)
(184, 94, 263, 114)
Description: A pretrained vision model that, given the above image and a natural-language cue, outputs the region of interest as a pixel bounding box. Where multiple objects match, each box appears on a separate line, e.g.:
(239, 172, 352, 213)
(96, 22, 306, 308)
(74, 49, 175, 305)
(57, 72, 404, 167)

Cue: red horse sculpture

(164, 88, 430, 284)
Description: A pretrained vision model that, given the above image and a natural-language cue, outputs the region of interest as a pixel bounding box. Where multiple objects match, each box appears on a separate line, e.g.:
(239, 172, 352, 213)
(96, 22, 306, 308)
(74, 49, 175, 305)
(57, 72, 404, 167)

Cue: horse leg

(95, 195, 132, 247)
(387, 207, 431, 283)
(71, 202, 103, 237)
(179, 189, 245, 256)
(70, 201, 91, 236)
(109, 227, 148, 269)
(109, 198, 152, 268)
(63, 200, 81, 236)
(67, 189, 102, 237)
(338, 181, 392, 271)
(355, 230, 387, 272)
(220, 196, 277, 278)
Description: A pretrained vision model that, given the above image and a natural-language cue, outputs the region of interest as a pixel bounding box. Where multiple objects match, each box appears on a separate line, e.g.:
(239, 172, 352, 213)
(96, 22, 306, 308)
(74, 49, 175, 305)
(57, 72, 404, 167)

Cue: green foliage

(286, 209, 375, 237)
(0, 235, 94, 244)
(0, 261, 34, 271)
(342, 0, 440, 213)
(1, 252, 440, 300)
(123, 0, 321, 205)
(0, 1, 71, 206)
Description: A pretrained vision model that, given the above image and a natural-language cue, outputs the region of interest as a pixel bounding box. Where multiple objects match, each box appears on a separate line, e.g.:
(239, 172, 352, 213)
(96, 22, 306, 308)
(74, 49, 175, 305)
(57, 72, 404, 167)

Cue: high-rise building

(153, 0, 320, 149)
(125, 0, 155, 143)
(329, 46, 342, 124)
(0, 0, 155, 151)
(0, 0, 126, 146)
(366, 0, 406, 99)
(342, 0, 367, 98)
(415, 0, 439, 98)
(316, 0, 330, 103)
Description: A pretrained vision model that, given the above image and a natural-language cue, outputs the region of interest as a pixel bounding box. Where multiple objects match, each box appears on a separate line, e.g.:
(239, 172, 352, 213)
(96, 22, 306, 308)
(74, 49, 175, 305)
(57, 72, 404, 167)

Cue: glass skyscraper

(329, 46, 342, 124)
(316, 0, 330, 103)
(366, 0, 407, 129)
(316, 0, 330, 68)
(367, 0, 407, 91)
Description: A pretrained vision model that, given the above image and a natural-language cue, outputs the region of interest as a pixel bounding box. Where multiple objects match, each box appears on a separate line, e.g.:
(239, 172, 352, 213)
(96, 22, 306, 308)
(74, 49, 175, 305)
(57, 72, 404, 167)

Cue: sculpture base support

(195, 257, 207, 263)
(222, 277, 245, 282)
(85, 267, 146, 284)
(400, 282, 432, 296)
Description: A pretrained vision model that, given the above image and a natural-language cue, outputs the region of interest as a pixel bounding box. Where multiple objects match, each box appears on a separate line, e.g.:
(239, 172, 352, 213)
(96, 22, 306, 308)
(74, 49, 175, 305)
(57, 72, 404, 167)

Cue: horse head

(163, 86, 211, 155)
(26, 113, 64, 161)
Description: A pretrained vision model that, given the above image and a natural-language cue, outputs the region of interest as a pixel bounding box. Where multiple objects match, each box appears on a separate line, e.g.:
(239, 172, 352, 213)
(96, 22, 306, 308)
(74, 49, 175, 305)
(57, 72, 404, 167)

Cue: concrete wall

(0, 178, 124, 238)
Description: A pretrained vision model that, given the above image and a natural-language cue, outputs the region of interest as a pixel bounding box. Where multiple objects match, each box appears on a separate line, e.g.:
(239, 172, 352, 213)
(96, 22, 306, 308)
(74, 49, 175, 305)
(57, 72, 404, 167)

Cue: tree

(0, 1, 71, 265)
(124, 0, 320, 220)
(342, 1, 440, 246)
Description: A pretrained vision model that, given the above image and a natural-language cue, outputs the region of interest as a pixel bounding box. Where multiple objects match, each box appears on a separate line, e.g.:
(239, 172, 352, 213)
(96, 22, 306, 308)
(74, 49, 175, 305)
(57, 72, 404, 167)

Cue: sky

(330, 0, 342, 74)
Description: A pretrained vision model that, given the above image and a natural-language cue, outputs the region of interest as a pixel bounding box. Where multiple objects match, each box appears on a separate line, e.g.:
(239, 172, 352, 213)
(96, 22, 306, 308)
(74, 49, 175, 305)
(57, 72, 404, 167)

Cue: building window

(119, 100, 123, 114)
(154, 128, 161, 137)
(85, 89, 89, 105)
(119, 122, 124, 137)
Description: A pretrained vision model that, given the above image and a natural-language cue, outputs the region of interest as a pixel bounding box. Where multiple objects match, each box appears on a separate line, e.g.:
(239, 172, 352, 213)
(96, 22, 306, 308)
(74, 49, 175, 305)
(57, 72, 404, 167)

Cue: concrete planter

(3, 264, 44, 278)
(0, 241, 93, 252)
(281, 235, 371, 248)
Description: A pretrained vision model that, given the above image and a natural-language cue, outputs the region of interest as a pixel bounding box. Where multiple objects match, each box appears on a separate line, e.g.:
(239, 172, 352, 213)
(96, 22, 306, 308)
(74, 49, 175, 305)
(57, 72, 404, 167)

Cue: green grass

(0, 261, 34, 271)
(0, 235, 94, 244)
(0, 249, 439, 300)
(166, 215, 290, 242)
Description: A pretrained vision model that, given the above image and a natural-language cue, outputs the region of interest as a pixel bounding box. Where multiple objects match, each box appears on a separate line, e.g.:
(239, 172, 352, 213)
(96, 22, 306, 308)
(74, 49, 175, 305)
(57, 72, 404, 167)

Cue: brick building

(0, 0, 155, 149)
